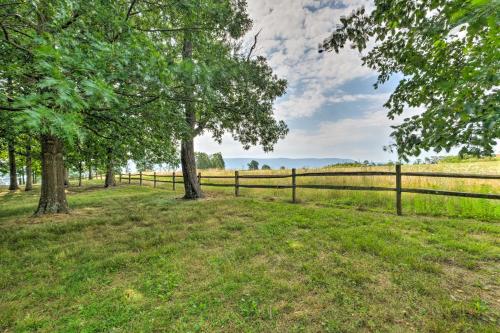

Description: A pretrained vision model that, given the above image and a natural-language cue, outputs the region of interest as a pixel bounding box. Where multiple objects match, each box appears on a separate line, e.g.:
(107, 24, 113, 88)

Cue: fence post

(396, 164, 402, 216)
(235, 171, 240, 197)
(292, 168, 297, 203)
(119, 173, 122, 183)
(140, 171, 142, 186)
(153, 172, 156, 188)
(173, 171, 176, 191)
(128, 172, 131, 184)
(198, 172, 201, 186)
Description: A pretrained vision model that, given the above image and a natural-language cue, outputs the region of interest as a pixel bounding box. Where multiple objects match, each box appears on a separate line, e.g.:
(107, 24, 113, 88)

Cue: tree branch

(0, 105, 25, 112)
(91, 95, 159, 112)
(247, 29, 262, 61)
(133, 26, 211, 33)
(125, 0, 138, 21)
(60, 11, 81, 30)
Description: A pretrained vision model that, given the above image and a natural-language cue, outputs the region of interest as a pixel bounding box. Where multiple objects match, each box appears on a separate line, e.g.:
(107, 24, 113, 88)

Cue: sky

(195, 0, 407, 162)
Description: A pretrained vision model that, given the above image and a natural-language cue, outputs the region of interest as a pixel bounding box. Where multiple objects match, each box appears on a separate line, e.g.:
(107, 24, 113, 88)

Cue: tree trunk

(78, 161, 82, 187)
(181, 35, 203, 199)
(64, 168, 70, 187)
(35, 135, 69, 216)
(8, 138, 19, 191)
(88, 163, 93, 179)
(104, 147, 116, 187)
(181, 138, 203, 199)
(25, 141, 33, 191)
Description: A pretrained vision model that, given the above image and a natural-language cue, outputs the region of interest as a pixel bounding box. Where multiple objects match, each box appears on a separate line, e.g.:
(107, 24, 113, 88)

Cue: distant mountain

(224, 158, 355, 170)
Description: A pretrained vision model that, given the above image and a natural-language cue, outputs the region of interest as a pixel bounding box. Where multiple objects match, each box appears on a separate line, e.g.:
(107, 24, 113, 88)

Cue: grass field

(1, 179, 499, 332)
(143, 159, 500, 220)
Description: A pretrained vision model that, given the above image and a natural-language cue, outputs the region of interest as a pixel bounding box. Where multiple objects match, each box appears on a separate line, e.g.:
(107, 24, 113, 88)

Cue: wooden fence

(118, 165, 500, 216)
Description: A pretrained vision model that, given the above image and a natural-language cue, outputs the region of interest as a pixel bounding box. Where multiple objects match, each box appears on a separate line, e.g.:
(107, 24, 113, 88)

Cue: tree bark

(88, 162, 93, 179)
(64, 168, 70, 187)
(78, 161, 82, 187)
(181, 35, 203, 199)
(181, 138, 203, 199)
(35, 135, 69, 216)
(25, 141, 33, 191)
(104, 147, 116, 187)
(8, 138, 19, 191)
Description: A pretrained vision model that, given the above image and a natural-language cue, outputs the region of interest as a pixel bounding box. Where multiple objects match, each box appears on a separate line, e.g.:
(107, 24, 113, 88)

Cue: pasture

(1, 160, 499, 332)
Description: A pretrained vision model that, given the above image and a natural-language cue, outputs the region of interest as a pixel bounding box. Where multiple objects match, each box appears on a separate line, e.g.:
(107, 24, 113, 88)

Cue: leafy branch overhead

(321, 0, 499, 160)
(0, 0, 288, 211)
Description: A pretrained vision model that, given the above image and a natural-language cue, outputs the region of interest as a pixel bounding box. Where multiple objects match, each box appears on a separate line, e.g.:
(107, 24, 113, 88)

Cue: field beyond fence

(118, 161, 500, 219)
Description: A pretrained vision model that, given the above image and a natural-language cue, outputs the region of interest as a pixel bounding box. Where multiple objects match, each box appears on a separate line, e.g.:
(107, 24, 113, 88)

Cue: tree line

(0, 0, 287, 215)
(195, 152, 225, 170)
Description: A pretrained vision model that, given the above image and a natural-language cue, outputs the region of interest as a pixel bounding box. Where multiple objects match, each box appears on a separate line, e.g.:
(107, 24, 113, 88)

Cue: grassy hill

(1, 175, 499, 331)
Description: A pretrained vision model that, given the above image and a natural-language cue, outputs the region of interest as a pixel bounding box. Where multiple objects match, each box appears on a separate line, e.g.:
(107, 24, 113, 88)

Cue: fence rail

(118, 167, 500, 216)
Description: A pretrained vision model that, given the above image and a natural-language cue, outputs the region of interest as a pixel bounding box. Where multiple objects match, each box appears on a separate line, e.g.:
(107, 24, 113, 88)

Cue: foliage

(0, 1, 182, 180)
(438, 154, 498, 164)
(1, 0, 287, 202)
(321, 0, 499, 160)
(247, 160, 259, 170)
(261, 164, 271, 170)
(195, 152, 225, 170)
(195, 152, 212, 170)
(210, 153, 225, 169)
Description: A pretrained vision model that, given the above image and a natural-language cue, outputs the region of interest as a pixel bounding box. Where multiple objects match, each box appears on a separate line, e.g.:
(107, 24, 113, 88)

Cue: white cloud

(244, 0, 377, 121)
(195, 104, 428, 162)
(196, 108, 397, 161)
(275, 90, 390, 119)
(194, 1, 408, 161)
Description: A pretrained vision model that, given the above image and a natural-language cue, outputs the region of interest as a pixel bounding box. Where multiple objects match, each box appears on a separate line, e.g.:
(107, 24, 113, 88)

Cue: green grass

(1, 183, 499, 332)
(145, 158, 500, 220)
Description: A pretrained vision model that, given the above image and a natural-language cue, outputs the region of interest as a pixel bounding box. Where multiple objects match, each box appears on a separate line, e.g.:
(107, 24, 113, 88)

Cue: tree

(248, 160, 259, 170)
(320, 0, 499, 160)
(195, 152, 225, 169)
(261, 164, 271, 170)
(195, 152, 212, 169)
(211, 153, 225, 170)
(1, 1, 179, 214)
(0, 111, 18, 190)
(148, 1, 288, 199)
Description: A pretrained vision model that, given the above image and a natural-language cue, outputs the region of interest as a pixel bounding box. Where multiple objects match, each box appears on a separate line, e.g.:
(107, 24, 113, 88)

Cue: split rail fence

(118, 165, 500, 216)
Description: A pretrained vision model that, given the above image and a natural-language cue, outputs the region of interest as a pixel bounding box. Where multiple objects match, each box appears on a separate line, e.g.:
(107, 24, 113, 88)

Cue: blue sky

(196, 0, 414, 162)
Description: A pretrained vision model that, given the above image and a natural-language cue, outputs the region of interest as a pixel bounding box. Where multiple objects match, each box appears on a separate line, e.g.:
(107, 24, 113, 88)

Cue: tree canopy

(195, 152, 225, 170)
(247, 160, 259, 170)
(1, 0, 287, 213)
(321, 0, 499, 160)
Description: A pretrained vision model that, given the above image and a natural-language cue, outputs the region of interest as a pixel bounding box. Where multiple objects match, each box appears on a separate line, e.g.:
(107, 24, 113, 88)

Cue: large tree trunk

(8, 138, 19, 191)
(25, 141, 33, 191)
(181, 35, 203, 199)
(35, 135, 69, 216)
(104, 147, 116, 188)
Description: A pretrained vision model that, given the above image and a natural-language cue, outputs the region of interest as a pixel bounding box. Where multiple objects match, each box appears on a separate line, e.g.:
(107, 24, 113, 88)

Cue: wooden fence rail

(118, 167, 500, 216)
